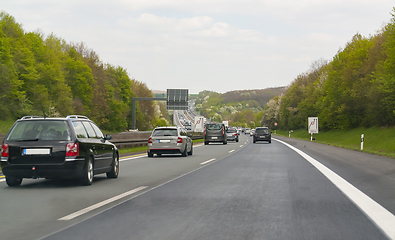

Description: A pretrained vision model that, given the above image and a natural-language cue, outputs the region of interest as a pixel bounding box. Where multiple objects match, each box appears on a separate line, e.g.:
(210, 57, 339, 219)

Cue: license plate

(23, 148, 51, 155)
(159, 140, 171, 143)
(260, 136, 266, 138)
(211, 137, 218, 139)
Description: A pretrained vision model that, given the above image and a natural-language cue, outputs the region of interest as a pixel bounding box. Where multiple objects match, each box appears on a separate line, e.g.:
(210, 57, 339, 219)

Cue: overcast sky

(2, 1, 394, 93)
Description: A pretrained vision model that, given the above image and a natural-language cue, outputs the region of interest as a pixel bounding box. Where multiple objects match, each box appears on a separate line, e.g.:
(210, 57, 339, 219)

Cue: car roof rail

(21, 116, 44, 120)
(66, 115, 90, 120)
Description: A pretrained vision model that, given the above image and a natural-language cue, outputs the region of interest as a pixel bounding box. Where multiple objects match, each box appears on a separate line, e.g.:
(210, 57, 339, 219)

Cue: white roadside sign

(308, 117, 319, 134)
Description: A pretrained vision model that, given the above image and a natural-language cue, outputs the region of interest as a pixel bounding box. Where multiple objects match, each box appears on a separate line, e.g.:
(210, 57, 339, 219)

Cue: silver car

(147, 127, 193, 157)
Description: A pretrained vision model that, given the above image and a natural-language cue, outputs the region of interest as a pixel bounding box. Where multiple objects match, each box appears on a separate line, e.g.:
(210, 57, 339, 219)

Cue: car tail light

(177, 137, 183, 143)
(148, 137, 152, 143)
(1, 144, 9, 157)
(66, 143, 79, 157)
(222, 127, 224, 136)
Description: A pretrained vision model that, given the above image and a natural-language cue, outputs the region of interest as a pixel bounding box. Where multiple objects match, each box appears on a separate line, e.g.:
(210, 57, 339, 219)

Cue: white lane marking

(120, 154, 145, 162)
(58, 186, 148, 221)
(120, 144, 203, 162)
(239, 145, 243, 148)
(274, 138, 395, 239)
(229, 150, 235, 153)
(200, 158, 216, 165)
(0, 178, 5, 183)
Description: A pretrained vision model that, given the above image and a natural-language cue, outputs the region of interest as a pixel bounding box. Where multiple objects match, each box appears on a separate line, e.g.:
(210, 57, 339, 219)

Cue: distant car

(226, 128, 239, 142)
(147, 127, 193, 157)
(204, 123, 227, 145)
(0, 115, 119, 187)
(245, 128, 251, 135)
(250, 129, 255, 136)
(253, 127, 271, 143)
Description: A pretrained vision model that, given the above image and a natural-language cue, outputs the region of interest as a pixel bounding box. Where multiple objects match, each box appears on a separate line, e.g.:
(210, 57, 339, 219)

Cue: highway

(1, 134, 395, 239)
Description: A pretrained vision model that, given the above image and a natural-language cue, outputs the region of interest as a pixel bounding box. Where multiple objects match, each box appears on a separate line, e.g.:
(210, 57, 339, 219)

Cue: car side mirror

(105, 134, 112, 140)
(189, 134, 193, 137)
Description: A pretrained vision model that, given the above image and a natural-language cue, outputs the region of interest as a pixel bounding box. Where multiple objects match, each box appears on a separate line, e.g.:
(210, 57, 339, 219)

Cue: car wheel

(188, 143, 193, 155)
(253, 140, 256, 143)
(6, 176, 22, 187)
(147, 151, 153, 157)
(269, 140, 271, 143)
(236, 138, 239, 142)
(81, 158, 94, 186)
(204, 141, 208, 145)
(223, 141, 227, 145)
(182, 146, 188, 157)
(106, 153, 119, 179)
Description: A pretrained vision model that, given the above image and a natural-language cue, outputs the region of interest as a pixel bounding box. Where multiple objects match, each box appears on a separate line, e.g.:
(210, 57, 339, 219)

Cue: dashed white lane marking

(274, 138, 395, 240)
(58, 186, 148, 221)
(239, 145, 243, 148)
(200, 158, 216, 165)
(120, 144, 204, 162)
(229, 150, 235, 153)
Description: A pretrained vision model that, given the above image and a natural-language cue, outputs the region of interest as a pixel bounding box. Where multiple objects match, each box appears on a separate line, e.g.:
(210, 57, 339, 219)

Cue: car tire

(106, 153, 119, 179)
(253, 140, 256, 143)
(6, 176, 22, 187)
(147, 151, 153, 157)
(204, 141, 208, 145)
(188, 143, 193, 155)
(236, 138, 239, 142)
(81, 158, 93, 186)
(223, 140, 227, 145)
(182, 146, 188, 157)
(269, 140, 271, 143)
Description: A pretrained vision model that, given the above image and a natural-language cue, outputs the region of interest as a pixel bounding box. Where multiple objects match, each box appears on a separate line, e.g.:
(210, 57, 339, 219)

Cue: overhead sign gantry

(131, 89, 189, 130)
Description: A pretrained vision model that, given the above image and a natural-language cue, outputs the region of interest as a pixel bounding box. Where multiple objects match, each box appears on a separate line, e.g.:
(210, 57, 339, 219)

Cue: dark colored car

(253, 127, 271, 143)
(226, 127, 239, 142)
(204, 123, 227, 145)
(0, 115, 119, 187)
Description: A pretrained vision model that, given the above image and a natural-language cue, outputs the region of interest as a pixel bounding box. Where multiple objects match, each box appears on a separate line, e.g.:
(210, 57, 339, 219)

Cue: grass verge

(274, 127, 395, 159)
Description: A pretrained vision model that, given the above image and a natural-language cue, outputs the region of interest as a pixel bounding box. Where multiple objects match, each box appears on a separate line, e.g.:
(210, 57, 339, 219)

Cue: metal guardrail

(110, 135, 204, 149)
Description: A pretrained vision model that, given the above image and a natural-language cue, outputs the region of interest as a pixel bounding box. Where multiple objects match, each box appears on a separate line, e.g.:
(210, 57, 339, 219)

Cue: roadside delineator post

(361, 134, 364, 151)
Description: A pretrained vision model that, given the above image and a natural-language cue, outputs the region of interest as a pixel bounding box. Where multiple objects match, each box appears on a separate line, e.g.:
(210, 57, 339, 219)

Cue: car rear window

(256, 128, 269, 134)
(227, 128, 236, 133)
(6, 120, 71, 141)
(206, 124, 222, 130)
(153, 129, 178, 136)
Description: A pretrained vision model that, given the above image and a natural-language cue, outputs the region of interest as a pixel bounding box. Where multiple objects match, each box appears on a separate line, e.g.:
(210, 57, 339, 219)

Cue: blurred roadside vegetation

(0, 12, 170, 132)
(262, 8, 395, 132)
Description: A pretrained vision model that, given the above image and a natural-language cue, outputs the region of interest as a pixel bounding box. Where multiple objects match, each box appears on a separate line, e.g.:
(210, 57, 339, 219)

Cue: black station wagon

(0, 115, 119, 187)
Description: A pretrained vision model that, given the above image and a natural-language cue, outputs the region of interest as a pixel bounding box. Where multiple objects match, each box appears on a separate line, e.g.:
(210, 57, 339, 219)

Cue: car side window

(90, 123, 104, 139)
(82, 122, 97, 138)
(72, 121, 88, 138)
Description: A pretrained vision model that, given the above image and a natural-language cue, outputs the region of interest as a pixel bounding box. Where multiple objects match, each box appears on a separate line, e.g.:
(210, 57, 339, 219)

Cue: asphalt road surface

(1, 134, 394, 240)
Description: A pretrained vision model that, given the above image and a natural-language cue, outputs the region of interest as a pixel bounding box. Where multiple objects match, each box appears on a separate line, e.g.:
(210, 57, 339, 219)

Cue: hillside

(194, 87, 285, 127)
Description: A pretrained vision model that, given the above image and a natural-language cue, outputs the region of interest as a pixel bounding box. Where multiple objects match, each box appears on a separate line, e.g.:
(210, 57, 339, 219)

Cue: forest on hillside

(263, 8, 395, 131)
(0, 12, 167, 131)
(195, 87, 285, 128)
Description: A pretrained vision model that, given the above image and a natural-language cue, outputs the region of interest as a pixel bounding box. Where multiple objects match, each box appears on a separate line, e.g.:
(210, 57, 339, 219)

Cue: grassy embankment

(274, 127, 395, 159)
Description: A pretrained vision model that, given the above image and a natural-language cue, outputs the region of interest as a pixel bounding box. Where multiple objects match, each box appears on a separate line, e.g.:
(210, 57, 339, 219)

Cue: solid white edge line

(200, 158, 216, 165)
(274, 138, 395, 240)
(58, 186, 148, 221)
(0, 179, 5, 183)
